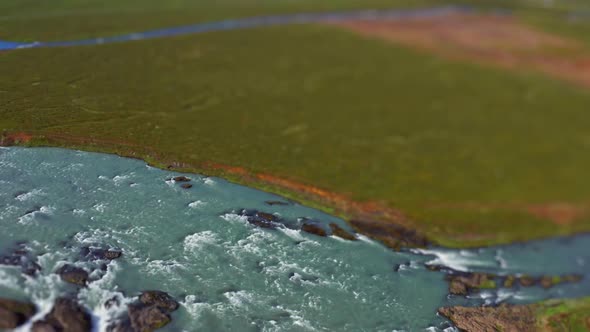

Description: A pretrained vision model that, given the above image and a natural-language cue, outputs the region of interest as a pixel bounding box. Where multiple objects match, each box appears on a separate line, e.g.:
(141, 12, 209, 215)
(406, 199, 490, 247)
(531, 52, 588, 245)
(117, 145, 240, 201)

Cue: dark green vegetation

(4, 13, 590, 246)
(536, 298, 590, 331)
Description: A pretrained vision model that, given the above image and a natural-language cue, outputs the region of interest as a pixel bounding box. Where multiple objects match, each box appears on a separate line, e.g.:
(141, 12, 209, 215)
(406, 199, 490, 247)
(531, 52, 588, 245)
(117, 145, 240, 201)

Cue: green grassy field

(3, 0, 590, 249)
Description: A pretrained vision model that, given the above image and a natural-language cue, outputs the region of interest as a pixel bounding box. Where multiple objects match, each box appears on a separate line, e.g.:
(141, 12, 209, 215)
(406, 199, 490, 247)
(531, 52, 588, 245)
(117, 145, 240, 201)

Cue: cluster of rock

(0, 242, 180, 332)
(0, 242, 42, 276)
(107, 291, 179, 332)
(426, 265, 584, 296)
(348, 219, 429, 250)
(236, 209, 357, 241)
(169, 175, 193, 189)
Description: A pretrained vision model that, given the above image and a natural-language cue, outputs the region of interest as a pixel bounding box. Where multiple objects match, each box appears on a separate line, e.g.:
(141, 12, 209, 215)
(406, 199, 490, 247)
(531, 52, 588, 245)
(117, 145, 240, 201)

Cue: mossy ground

(536, 297, 590, 331)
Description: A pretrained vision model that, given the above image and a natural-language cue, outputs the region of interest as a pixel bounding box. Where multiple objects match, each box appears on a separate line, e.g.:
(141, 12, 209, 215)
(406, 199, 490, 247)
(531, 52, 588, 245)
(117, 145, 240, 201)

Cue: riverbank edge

(2, 132, 590, 331)
(1, 130, 587, 250)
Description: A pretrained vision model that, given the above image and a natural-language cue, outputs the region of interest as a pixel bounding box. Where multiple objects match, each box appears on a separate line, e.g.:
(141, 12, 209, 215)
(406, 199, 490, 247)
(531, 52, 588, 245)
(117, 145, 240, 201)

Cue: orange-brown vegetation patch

(331, 13, 590, 88)
(428, 201, 590, 225)
(526, 202, 589, 225)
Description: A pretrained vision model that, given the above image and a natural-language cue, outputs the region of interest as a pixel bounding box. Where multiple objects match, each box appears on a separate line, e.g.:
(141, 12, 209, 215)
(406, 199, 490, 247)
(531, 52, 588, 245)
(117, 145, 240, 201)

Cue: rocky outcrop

(447, 272, 496, 296)
(349, 219, 428, 250)
(329, 223, 357, 240)
(107, 291, 179, 332)
(139, 291, 179, 312)
(239, 210, 281, 229)
(0, 297, 37, 329)
(32, 297, 92, 332)
(56, 264, 89, 286)
(438, 304, 536, 332)
(172, 176, 191, 182)
(301, 222, 327, 237)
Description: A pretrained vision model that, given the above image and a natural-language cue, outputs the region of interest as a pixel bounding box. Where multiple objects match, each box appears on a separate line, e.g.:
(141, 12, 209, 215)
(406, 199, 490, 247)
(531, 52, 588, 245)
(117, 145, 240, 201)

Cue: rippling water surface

(0, 147, 588, 331)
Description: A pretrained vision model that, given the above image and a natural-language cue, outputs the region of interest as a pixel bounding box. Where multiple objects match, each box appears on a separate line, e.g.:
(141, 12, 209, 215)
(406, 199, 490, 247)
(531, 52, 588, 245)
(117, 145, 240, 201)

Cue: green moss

(536, 297, 590, 331)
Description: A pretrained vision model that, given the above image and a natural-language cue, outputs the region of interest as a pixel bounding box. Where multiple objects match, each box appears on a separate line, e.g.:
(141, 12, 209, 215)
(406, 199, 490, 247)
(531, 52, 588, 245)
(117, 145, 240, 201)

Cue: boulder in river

(56, 264, 89, 286)
(301, 222, 327, 237)
(447, 272, 496, 296)
(33, 297, 92, 332)
(139, 291, 179, 312)
(0, 297, 37, 329)
(172, 176, 191, 182)
(329, 223, 356, 240)
(180, 183, 193, 189)
(109, 291, 179, 332)
(239, 210, 281, 229)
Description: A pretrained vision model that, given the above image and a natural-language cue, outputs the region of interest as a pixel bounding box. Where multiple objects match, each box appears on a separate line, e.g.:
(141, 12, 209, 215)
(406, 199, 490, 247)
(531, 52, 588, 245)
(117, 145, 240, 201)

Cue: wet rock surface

(80, 246, 123, 261)
(0, 242, 42, 276)
(447, 272, 496, 296)
(33, 297, 92, 332)
(180, 183, 193, 189)
(239, 209, 282, 229)
(329, 223, 357, 240)
(108, 291, 179, 332)
(349, 219, 429, 250)
(56, 264, 89, 286)
(172, 176, 191, 182)
(0, 297, 37, 329)
(301, 222, 328, 237)
(439, 304, 536, 332)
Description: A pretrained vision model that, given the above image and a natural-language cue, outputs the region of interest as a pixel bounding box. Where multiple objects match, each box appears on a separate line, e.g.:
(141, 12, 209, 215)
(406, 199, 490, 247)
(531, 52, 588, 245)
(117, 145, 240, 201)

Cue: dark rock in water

(0, 297, 37, 329)
(518, 275, 536, 287)
(348, 219, 429, 250)
(265, 200, 290, 206)
(393, 261, 411, 272)
(81, 246, 122, 261)
(0, 243, 42, 276)
(56, 264, 89, 286)
(172, 176, 191, 182)
(128, 304, 171, 332)
(239, 210, 281, 229)
(329, 223, 356, 240)
(139, 291, 179, 313)
(34, 297, 92, 332)
(446, 272, 496, 296)
(503, 275, 516, 288)
(301, 222, 327, 237)
(180, 183, 193, 189)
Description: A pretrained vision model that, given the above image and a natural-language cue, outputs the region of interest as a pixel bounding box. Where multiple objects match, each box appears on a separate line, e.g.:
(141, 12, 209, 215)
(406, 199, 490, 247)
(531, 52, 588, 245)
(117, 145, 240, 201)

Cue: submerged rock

(301, 222, 327, 237)
(0, 242, 42, 276)
(329, 223, 357, 240)
(80, 246, 123, 261)
(0, 297, 36, 329)
(33, 297, 92, 332)
(172, 176, 191, 182)
(180, 183, 193, 189)
(240, 210, 281, 229)
(438, 304, 535, 332)
(56, 264, 89, 286)
(265, 200, 290, 206)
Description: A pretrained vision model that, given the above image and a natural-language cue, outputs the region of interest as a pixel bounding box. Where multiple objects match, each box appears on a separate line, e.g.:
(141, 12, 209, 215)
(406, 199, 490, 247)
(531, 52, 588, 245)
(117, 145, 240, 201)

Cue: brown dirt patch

(330, 13, 590, 88)
(438, 304, 536, 332)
